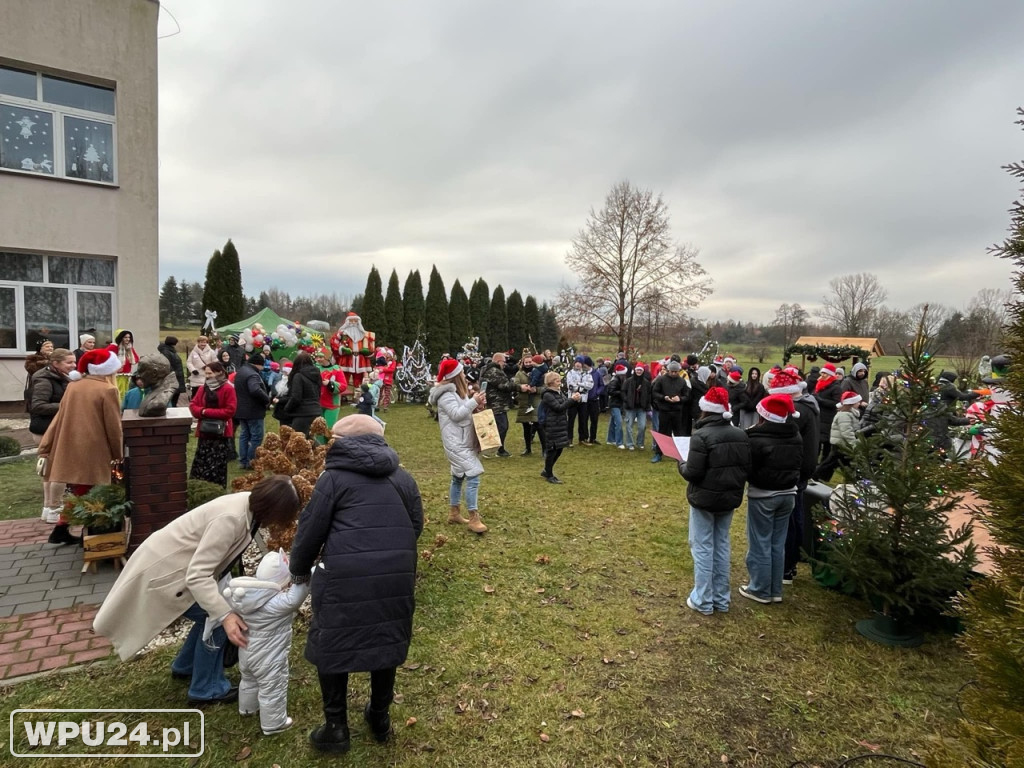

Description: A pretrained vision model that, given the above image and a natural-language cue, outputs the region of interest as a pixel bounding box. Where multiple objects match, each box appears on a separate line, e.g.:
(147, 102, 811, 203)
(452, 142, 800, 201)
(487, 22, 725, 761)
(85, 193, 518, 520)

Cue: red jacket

(189, 382, 237, 437)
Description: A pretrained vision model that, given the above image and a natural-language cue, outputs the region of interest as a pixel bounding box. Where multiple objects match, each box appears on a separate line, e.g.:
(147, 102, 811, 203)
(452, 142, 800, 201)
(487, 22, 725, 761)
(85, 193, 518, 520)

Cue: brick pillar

(122, 407, 193, 554)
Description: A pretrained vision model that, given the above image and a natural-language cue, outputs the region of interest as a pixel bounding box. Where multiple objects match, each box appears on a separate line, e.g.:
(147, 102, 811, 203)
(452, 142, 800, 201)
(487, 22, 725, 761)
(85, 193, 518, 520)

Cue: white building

(0, 0, 159, 403)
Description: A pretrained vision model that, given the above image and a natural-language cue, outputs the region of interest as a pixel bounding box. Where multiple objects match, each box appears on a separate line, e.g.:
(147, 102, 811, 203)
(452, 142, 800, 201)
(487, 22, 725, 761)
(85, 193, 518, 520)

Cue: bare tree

(556, 181, 712, 352)
(872, 306, 911, 353)
(773, 302, 809, 350)
(967, 288, 1012, 351)
(907, 302, 951, 340)
(818, 272, 887, 336)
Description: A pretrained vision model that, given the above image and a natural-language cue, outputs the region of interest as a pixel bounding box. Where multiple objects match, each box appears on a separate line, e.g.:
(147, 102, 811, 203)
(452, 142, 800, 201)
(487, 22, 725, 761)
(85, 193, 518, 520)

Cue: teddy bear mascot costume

(330, 312, 376, 389)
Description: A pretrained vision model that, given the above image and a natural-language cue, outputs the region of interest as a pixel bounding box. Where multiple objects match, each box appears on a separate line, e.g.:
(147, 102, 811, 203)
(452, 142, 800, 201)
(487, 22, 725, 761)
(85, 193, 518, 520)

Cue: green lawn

(1, 403, 973, 766)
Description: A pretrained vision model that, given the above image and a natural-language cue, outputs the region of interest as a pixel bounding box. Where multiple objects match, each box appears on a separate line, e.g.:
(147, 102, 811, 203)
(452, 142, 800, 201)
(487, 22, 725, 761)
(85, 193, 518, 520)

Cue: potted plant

(816, 315, 977, 646)
(64, 484, 132, 535)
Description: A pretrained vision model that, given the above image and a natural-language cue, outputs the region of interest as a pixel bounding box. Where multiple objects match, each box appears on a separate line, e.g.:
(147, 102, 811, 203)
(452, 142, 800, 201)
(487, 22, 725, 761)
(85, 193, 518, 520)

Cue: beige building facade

(0, 0, 159, 403)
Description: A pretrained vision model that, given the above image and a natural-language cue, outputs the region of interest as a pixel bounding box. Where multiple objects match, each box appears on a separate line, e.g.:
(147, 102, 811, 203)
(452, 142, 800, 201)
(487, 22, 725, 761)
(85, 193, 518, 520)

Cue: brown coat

(38, 376, 123, 486)
(93, 492, 254, 660)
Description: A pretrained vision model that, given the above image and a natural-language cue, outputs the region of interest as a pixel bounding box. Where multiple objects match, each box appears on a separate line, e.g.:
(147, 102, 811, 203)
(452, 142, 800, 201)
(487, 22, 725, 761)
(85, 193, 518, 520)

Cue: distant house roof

(793, 336, 885, 357)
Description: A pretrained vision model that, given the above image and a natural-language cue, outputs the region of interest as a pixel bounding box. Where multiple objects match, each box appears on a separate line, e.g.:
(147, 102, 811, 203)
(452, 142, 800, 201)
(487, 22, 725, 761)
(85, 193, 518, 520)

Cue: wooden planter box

(81, 517, 131, 573)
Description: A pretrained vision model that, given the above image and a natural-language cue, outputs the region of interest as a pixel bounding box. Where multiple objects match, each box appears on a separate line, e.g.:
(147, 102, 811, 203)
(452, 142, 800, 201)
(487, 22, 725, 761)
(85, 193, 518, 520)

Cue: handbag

(199, 418, 227, 437)
(472, 408, 503, 452)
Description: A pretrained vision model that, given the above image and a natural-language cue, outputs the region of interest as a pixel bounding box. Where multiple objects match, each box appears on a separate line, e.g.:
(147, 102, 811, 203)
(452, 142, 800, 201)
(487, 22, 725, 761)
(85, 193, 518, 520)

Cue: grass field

(1, 403, 975, 766)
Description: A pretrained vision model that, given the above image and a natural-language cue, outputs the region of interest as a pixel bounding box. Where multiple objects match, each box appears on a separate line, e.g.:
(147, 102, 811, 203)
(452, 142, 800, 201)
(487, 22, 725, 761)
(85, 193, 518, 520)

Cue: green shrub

(187, 479, 225, 510)
(0, 435, 21, 458)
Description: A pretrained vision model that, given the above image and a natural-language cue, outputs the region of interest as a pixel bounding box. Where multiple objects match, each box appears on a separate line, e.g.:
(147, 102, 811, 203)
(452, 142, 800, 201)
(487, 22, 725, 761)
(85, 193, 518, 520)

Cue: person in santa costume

(314, 347, 349, 431)
(330, 313, 376, 389)
(374, 347, 398, 411)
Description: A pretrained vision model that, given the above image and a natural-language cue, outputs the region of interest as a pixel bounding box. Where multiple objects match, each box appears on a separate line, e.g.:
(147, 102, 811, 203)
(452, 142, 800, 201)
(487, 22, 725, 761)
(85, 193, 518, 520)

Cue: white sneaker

(44, 507, 62, 524)
(618, 444, 625, 450)
(263, 716, 293, 736)
(524, 406, 534, 414)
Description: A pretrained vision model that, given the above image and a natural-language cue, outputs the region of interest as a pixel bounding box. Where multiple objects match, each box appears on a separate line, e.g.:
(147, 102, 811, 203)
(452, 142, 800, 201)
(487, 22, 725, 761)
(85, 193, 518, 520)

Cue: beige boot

(448, 505, 469, 525)
(467, 510, 488, 534)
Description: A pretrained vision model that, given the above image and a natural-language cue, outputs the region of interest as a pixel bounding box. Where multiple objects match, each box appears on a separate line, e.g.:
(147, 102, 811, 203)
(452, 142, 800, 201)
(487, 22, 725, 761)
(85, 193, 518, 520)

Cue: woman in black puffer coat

(282, 352, 322, 437)
(289, 415, 423, 753)
(540, 370, 576, 484)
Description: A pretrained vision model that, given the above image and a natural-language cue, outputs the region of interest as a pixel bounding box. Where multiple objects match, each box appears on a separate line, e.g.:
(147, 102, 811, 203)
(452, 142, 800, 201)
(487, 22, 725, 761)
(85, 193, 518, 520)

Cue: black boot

(309, 722, 350, 753)
(364, 701, 392, 743)
(48, 524, 79, 546)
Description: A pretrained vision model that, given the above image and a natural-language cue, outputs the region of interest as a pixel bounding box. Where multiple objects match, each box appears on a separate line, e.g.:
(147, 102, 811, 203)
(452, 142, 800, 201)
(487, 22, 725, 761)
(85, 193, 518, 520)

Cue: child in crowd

(221, 549, 309, 736)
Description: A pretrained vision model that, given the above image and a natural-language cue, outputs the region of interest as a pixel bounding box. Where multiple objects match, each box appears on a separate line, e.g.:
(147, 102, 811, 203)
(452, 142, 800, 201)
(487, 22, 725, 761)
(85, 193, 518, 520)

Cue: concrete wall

(0, 0, 159, 402)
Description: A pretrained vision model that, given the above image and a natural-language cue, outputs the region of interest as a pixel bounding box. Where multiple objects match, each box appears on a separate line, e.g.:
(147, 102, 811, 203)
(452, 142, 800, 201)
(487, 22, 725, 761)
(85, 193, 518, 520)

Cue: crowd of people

(21, 326, 990, 753)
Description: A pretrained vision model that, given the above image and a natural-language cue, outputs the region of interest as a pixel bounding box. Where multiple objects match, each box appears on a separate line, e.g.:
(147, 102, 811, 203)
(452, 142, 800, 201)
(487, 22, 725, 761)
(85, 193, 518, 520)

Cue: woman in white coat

(187, 336, 218, 395)
(427, 358, 488, 534)
(93, 475, 301, 705)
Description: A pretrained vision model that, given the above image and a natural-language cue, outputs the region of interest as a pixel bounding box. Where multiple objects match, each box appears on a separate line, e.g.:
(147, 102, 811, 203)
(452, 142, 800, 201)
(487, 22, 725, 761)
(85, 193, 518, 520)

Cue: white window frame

(0, 251, 117, 356)
(0, 68, 117, 186)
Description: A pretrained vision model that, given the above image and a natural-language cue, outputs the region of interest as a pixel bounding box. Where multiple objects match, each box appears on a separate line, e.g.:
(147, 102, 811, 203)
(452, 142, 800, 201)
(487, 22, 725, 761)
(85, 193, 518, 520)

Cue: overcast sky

(156, 0, 1024, 324)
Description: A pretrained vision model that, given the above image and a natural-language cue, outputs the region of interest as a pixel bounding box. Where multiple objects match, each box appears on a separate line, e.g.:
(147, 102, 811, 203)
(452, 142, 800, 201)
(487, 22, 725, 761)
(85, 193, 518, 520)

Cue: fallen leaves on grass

(234, 746, 252, 761)
(406, 716, 417, 727)
(483, 584, 495, 594)
(535, 554, 550, 564)
(539, 732, 550, 742)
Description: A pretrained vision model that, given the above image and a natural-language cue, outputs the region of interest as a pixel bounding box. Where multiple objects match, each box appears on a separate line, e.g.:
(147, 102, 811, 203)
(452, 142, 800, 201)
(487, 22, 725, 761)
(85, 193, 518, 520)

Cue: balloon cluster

(236, 321, 315, 354)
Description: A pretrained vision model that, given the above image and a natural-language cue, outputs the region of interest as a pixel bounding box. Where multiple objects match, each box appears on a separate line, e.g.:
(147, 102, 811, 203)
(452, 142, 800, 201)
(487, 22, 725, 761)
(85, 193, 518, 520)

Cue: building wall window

(0, 251, 115, 352)
(0, 65, 115, 184)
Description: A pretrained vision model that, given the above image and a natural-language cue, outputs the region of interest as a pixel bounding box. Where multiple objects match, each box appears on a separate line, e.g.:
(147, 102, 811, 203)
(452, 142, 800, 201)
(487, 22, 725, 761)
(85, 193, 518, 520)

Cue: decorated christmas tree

(396, 337, 432, 402)
(955, 108, 1024, 765)
(457, 336, 483, 368)
(817, 312, 977, 646)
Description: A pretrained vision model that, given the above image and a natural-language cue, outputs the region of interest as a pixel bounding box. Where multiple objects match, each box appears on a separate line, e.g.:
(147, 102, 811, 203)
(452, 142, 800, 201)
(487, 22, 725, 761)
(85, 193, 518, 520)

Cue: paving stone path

(0, 518, 117, 682)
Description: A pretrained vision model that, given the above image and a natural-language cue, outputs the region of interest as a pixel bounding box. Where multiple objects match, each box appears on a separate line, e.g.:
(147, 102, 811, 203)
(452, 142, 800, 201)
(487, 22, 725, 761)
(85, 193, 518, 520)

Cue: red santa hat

(757, 394, 798, 423)
(531, 354, 545, 365)
(613, 364, 628, 374)
(633, 364, 646, 374)
(819, 362, 837, 378)
(76, 347, 121, 378)
(728, 370, 742, 382)
(768, 371, 802, 396)
(698, 386, 733, 420)
(840, 391, 862, 407)
(783, 365, 802, 379)
(437, 358, 464, 382)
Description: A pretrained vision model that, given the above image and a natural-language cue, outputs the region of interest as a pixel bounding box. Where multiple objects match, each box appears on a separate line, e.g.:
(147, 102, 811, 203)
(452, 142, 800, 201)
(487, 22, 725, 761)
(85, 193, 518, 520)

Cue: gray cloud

(157, 0, 1024, 324)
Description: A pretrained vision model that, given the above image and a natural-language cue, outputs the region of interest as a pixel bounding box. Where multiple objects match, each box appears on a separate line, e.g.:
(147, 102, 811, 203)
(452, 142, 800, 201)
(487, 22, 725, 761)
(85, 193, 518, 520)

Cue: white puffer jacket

(428, 381, 484, 478)
(223, 576, 309, 730)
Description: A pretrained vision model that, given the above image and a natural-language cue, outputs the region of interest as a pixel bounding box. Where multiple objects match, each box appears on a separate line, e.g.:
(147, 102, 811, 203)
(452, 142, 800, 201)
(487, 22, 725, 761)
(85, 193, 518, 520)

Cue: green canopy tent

(216, 308, 317, 360)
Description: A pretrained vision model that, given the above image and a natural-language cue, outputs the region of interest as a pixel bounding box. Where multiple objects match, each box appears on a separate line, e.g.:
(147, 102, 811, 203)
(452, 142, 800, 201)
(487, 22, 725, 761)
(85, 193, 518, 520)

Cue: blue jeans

(623, 409, 646, 448)
(450, 474, 481, 511)
(171, 602, 232, 701)
(688, 506, 734, 613)
(650, 409, 660, 434)
(606, 407, 623, 446)
(745, 494, 796, 600)
(238, 417, 265, 467)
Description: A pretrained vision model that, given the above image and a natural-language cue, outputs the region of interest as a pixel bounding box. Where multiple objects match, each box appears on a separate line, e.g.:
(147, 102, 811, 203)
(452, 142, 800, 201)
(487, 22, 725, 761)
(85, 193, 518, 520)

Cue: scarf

(205, 374, 226, 392)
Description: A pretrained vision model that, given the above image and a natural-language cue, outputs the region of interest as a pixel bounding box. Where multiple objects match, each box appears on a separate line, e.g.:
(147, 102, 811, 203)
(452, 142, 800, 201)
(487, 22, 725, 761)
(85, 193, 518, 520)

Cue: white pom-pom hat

(698, 386, 733, 420)
(757, 394, 799, 423)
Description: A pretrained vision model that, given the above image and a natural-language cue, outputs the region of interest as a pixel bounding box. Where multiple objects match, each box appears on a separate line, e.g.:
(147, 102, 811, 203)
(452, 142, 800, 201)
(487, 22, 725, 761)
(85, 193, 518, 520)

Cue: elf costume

(315, 350, 348, 430)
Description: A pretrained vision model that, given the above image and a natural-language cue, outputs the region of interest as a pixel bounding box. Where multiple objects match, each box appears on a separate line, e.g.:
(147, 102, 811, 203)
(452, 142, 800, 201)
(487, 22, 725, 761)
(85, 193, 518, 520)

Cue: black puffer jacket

(29, 366, 70, 435)
(157, 342, 185, 390)
(679, 416, 751, 513)
(793, 394, 820, 483)
(607, 374, 625, 409)
(689, 377, 709, 420)
(285, 365, 322, 418)
(622, 373, 652, 411)
(746, 419, 803, 491)
(541, 389, 571, 449)
(479, 361, 516, 414)
(814, 380, 842, 441)
(289, 434, 423, 673)
(652, 374, 690, 413)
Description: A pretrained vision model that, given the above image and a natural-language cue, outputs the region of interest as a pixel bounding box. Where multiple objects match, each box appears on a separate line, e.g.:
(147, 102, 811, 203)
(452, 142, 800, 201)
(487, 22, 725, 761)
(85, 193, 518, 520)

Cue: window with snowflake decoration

(0, 105, 54, 175)
(0, 65, 115, 185)
(64, 117, 114, 183)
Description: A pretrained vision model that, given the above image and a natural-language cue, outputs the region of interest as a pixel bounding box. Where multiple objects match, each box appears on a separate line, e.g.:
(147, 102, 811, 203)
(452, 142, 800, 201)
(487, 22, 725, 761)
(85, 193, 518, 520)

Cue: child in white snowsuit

(223, 549, 309, 736)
